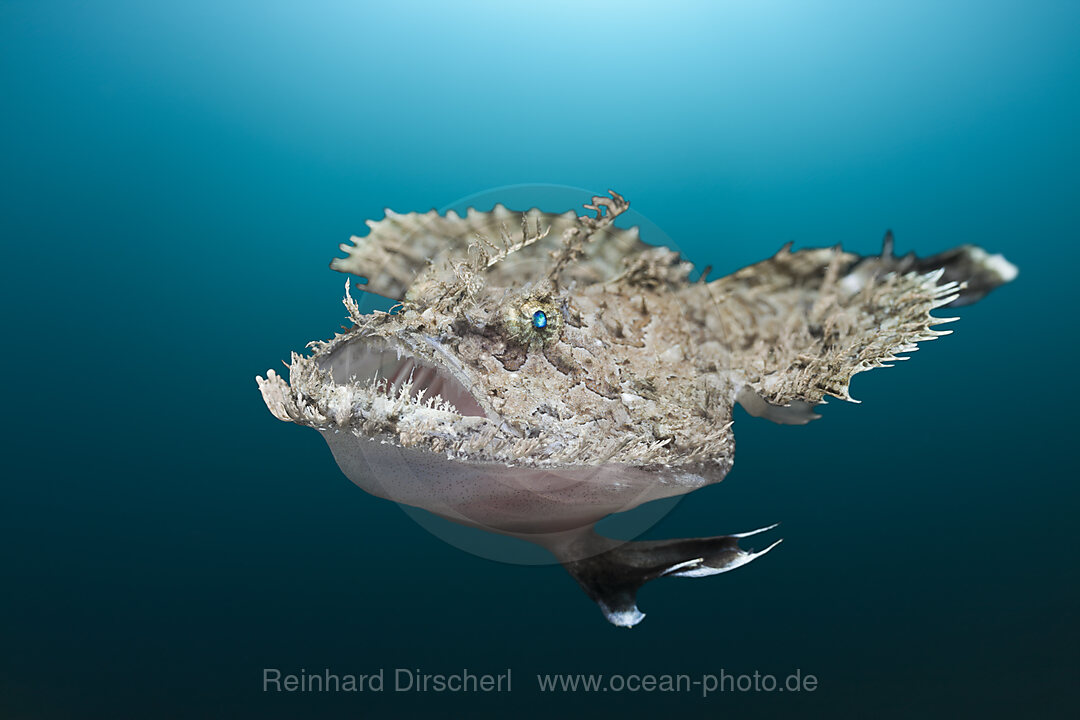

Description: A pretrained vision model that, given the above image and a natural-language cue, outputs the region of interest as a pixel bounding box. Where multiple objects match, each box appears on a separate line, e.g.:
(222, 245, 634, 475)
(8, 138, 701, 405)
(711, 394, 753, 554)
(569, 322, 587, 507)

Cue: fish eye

(504, 298, 560, 345)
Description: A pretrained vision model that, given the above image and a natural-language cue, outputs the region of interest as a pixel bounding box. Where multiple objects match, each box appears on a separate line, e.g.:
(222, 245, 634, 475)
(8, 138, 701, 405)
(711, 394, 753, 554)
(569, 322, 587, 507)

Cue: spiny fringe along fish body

(256, 190, 1017, 627)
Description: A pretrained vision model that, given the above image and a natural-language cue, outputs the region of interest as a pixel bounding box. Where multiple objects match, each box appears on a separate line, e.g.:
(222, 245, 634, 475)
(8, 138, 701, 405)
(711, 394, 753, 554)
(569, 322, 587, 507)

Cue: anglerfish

(257, 191, 1016, 626)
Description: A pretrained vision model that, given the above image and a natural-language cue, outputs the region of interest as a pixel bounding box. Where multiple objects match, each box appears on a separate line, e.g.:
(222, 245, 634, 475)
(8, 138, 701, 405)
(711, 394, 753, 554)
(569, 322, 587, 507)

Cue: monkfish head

(258, 192, 735, 531)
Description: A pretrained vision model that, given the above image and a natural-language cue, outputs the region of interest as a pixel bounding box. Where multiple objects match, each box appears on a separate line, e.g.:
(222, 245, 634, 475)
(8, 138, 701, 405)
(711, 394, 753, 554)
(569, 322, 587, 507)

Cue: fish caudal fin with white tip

(696, 233, 1017, 417)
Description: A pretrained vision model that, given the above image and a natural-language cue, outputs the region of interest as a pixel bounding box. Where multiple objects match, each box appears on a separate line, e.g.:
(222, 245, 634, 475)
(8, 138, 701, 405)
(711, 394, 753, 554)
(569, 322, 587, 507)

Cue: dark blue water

(2, 2, 1077, 718)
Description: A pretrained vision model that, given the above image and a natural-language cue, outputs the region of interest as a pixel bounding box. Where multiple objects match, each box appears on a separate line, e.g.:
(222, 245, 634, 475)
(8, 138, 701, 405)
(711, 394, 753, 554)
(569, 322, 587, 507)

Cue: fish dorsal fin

(330, 199, 648, 299)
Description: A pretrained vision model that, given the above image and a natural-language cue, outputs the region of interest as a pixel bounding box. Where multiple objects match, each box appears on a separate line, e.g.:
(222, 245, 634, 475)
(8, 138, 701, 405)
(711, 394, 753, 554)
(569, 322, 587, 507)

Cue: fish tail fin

(857, 230, 1018, 307)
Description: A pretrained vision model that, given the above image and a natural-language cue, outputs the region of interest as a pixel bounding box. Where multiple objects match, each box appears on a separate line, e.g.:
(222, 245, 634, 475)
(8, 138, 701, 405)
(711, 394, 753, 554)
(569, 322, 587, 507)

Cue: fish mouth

(317, 336, 488, 418)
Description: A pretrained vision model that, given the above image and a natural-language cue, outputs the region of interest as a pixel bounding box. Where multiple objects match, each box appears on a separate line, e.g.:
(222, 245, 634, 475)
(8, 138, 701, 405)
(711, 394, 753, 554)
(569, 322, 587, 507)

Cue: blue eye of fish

(532, 310, 548, 329)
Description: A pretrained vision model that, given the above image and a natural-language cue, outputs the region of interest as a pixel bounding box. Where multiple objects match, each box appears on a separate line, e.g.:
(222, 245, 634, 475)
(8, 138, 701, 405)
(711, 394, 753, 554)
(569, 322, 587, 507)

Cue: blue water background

(2, 1, 1077, 717)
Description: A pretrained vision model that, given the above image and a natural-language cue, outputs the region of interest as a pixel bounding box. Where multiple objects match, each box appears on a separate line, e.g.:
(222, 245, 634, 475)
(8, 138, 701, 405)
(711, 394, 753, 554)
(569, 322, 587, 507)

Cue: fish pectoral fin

(736, 387, 822, 425)
(557, 526, 781, 628)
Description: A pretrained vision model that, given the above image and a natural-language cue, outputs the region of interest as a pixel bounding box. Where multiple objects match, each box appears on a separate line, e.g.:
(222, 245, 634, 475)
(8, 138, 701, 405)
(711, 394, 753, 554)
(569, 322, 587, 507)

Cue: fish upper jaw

(317, 332, 490, 420)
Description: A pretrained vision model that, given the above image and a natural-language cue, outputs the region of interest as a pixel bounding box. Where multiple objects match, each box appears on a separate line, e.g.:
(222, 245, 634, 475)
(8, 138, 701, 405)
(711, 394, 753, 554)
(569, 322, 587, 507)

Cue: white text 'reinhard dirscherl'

(262, 668, 512, 693)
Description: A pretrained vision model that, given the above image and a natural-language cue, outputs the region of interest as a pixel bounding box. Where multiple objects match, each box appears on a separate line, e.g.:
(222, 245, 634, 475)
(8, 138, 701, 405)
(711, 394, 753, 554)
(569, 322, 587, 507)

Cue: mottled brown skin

(257, 191, 1016, 626)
